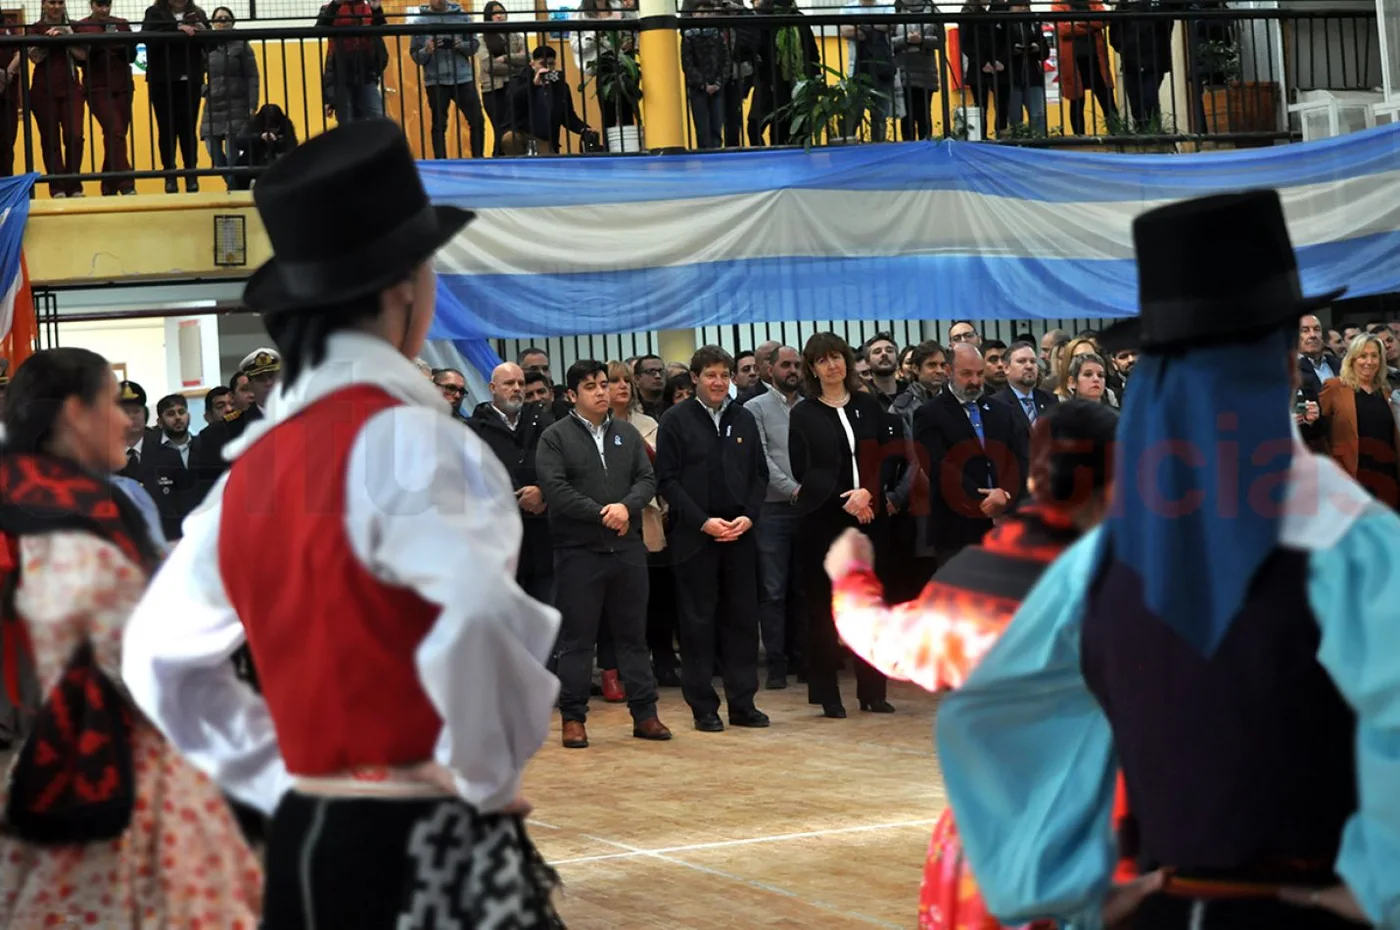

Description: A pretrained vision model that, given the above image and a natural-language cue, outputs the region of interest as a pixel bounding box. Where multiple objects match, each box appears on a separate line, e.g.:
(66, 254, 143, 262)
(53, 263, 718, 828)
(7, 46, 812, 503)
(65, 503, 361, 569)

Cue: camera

(539, 68, 561, 83)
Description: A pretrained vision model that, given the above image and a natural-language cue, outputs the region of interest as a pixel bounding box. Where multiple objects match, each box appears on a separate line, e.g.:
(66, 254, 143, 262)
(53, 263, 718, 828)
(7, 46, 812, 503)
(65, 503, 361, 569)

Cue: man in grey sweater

(536, 360, 672, 749)
(745, 345, 805, 690)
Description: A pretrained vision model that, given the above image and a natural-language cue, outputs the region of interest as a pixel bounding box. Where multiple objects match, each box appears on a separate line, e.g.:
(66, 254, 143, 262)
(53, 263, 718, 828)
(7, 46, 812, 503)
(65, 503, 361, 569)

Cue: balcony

(10, 0, 1389, 285)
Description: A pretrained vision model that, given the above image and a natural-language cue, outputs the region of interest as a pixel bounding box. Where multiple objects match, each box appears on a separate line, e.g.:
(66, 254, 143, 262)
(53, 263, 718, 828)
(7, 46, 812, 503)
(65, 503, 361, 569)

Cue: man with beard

(469, 362, 555, 604)
(862, 332, 902, 409)
(913, 343, 1027, 564)
(992, 341, 1057, 434)
(146, 393, 199, 540)
(748, 345, 806, 689)
(116, 382, 190, 540)
(890, 340, 948, 435)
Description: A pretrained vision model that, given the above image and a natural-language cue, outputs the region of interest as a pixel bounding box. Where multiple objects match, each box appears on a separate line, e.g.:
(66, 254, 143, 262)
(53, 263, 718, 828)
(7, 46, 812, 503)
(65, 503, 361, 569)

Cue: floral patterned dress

(0, 532, 263, 929)
(832, 506, 1130, 930)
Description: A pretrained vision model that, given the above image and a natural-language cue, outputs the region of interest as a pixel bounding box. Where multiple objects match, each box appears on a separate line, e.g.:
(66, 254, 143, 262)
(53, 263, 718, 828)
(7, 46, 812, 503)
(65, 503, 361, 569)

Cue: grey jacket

(200, 39, 259, 139)
(536, 412, 655, 552)
(409, 3, 480, 87)
(747, 386, 802, 503)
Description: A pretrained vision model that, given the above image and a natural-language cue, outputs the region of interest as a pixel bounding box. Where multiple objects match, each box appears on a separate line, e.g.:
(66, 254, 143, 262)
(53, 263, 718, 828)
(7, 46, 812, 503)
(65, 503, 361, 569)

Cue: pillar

(637, 0, 687, 152)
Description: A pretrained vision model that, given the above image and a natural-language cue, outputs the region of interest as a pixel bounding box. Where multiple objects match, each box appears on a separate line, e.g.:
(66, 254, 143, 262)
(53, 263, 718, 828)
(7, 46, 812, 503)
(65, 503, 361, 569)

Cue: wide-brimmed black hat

(242, 121, 475, 314)
(1100, 189, 1346, 354)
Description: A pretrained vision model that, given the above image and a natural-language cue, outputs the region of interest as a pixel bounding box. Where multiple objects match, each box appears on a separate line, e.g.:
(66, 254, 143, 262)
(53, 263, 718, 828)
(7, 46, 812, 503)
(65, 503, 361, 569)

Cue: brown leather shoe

(632, 717, 672, 741)
(562, 720, 588, 749)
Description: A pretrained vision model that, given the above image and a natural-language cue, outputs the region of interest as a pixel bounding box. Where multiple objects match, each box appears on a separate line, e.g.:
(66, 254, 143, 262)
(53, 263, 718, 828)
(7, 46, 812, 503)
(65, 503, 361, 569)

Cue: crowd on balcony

(0, 0, 1296, 191)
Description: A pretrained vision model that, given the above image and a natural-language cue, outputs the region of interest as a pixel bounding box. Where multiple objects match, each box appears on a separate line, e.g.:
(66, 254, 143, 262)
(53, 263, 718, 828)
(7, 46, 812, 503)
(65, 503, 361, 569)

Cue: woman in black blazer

(789, 333, 903, 718)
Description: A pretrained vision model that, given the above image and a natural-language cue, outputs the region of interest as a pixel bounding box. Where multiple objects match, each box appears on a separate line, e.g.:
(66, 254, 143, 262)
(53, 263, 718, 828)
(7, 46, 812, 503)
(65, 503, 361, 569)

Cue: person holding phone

(410, 0, 485, 158)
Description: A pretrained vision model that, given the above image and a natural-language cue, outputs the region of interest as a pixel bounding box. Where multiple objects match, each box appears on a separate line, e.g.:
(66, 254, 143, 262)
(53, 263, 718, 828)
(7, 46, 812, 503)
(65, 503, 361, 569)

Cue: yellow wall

(25, 192, 267, 283)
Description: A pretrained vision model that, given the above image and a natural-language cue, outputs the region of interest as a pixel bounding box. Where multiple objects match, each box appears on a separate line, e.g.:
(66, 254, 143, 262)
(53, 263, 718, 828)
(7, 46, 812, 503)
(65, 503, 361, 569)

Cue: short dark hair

(229, 371, 249, 390)
(862, 331, 897, 353)
(523, 370, 550, 389)
(1008, 340, 1038, 358)
(517, 346, 549, 365)
(910, 340, 946, 370)
(1032, 399, 1119, 510)
(432, 367, 465, 383)
(735, 349, 755, 364)
(633, 354, 663, 378)
(566, 359, 609, 394)
(531, 45, 556, 61)
(689, 345, 734, 377)
(801, 332, 863, 398)
(204, 386, 231, 407)
(156, 393, 187, 415)
(983, 338, 1008, 353)
(2, 348, 115, 455)
(949, 320, 977, 334)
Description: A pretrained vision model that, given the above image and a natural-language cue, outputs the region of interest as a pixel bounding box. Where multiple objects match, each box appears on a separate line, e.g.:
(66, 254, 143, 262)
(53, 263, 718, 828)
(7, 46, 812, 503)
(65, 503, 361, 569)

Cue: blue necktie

(964, 401, 985, 447)
(1021, 396, 1037, 424)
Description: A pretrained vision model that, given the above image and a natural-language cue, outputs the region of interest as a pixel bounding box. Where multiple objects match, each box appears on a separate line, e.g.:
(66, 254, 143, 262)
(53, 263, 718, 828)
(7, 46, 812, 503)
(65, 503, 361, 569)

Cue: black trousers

(148, 79, 200, 172)
(263, 792, 563, 929)
(425, 81, 485, 159)
(1122, 65, 1166, 126)
(800, 511, 887, 708)
(671, 533, 761, 718)
(647, 561, 680, 673)
(554, 546, 658, 723)
(1130, 894, 1363, 929)
(482, 87, 511, 156)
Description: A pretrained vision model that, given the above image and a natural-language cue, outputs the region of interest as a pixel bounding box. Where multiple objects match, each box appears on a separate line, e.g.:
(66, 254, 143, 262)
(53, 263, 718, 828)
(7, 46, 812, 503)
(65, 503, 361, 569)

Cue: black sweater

(654, 398, 768, 559)
(535, 413, 654, 552)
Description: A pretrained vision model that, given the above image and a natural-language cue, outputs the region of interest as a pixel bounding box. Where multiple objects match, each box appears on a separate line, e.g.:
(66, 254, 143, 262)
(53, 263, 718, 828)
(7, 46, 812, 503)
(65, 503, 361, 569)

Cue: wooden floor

(523, 678, 947, 930)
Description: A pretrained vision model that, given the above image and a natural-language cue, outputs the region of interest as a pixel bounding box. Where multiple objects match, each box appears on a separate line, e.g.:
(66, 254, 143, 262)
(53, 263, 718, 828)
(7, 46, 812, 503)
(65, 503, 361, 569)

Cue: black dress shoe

(729, 709, 770, 728)
(822, 703, 847, 719)
(694, 713, 724, 732)
(860, 699, 896, 714)
(655, 667, 682, 688)
(765, 674, 788, 690)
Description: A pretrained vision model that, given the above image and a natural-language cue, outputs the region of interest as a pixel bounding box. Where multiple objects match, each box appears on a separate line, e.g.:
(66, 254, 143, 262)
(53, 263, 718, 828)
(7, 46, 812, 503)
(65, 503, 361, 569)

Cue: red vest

(219, 385, 443, 776)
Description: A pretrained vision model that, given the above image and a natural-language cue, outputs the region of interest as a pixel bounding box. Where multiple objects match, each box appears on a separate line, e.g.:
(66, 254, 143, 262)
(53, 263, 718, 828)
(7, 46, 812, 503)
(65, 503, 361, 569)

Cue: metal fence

(2, 2, 1384, 193)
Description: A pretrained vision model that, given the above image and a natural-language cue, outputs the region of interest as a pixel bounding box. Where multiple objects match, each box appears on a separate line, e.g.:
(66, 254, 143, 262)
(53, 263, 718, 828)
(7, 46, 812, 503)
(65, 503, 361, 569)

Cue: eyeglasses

(440, 385, 466, 397)
(949, 331, 979, 343)
(213, 15, 232, 21)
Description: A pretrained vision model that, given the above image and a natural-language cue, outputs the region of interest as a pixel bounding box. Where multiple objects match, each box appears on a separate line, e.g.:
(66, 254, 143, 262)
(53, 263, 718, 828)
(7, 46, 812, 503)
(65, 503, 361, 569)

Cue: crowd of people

(0, 119, 1397, 928)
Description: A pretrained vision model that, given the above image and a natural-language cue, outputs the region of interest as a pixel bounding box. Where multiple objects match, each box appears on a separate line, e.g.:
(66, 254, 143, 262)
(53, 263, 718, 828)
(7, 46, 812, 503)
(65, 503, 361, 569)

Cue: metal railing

(1, 1, 1383, 194)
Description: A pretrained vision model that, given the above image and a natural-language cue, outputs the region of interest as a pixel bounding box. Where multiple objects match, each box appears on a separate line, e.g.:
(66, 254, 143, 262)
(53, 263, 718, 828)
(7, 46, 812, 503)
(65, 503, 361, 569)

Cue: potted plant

(778, 65, 892, 148)
(579, 32, 643, 150)
(1196, 37, 1278, 143)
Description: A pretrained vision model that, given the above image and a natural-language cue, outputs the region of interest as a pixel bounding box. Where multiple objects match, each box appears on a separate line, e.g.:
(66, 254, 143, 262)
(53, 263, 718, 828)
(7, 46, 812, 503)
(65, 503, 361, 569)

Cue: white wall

(58, 319, 173, 402)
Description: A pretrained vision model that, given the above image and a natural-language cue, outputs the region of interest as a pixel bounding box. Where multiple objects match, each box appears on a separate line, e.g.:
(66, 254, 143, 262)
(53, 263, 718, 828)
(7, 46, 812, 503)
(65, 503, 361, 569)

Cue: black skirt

(263, 791, 566, 929)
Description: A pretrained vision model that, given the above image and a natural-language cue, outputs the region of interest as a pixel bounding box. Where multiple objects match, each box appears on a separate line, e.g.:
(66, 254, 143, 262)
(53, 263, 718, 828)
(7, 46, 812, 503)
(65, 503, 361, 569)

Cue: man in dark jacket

(506, 46, 590, 154)
(468, 361, 554, 604)
(536, 360, 671, 749)
(654, 345, 770, 732)
(914, 343, 1029, 563)
(1110, 0, 1174, 126)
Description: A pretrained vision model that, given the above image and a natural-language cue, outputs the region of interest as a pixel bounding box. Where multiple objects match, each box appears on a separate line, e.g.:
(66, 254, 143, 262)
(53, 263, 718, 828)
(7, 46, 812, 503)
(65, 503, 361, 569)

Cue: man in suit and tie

(1296, 314, 1334, 446)
(117, 381, 193, 541)
(992, 340, 1058, 432)
(913, 343, 1029, 565)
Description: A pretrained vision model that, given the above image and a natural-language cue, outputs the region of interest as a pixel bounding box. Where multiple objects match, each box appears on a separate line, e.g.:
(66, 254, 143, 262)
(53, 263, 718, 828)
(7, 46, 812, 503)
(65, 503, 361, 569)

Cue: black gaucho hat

(1100, 189, 1347, 354)
(242, 121, 475, 314)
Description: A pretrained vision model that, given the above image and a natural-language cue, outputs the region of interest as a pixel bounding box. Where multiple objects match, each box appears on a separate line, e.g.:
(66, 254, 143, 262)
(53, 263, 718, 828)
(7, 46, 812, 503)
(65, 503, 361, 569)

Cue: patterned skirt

(919, 809, 1052, 930)
(0, 720, 263, 928)
(263, 790, 565, 929)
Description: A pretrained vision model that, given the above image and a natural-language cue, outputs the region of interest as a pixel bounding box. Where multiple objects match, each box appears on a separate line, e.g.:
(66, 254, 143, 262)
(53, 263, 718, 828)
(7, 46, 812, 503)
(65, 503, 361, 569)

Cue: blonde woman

(608, 361, 680, 682)
(1320, 333, 1400, 510)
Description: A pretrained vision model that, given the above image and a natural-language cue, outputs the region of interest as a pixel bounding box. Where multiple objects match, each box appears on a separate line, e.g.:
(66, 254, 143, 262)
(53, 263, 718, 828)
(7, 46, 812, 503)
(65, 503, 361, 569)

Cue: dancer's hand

(1103, 869, 1165, 927)
(824, 527, 874, 581)
(504, 794, 533, 816)
(1278, 884, 1368, 924)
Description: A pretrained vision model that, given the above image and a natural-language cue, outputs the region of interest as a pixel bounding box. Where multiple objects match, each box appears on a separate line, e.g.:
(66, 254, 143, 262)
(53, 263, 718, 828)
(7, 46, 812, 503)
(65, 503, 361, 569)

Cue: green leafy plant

(1195, 38, 1241, 86)
(578, 32, 642, 107)
(777, 65, 891, 148)
(1105, 112, 1178, 136)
